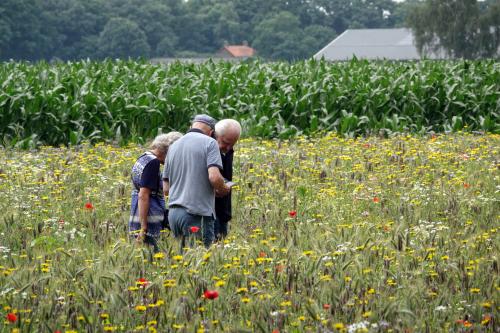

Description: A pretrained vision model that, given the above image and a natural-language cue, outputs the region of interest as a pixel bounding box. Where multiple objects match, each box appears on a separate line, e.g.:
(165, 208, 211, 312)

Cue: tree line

(0, 0, 498, 62)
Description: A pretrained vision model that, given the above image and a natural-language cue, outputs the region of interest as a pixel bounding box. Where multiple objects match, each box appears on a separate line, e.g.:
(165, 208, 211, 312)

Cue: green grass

(0, 133, 498, 332)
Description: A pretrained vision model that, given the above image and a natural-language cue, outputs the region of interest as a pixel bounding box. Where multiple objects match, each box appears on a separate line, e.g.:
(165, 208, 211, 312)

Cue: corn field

(0, 59, 499, 148)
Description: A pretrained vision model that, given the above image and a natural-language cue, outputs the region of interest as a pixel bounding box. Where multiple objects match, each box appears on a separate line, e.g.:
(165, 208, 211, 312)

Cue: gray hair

(215, 119, 242, 137)
(150, 131, 183, 154)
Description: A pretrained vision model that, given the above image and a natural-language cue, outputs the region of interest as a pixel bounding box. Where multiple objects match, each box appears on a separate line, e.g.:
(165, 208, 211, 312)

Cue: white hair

(215, 119, 242, 137)
(150, 131, 183, 154)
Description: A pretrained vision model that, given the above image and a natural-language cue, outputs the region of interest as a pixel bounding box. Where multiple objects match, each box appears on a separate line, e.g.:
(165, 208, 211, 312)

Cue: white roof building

(314, 28, 443, 61)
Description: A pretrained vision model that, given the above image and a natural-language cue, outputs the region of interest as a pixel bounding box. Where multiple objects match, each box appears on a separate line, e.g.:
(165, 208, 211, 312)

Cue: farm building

(314, 28, 443, 61)
(216, 44, 256, 59)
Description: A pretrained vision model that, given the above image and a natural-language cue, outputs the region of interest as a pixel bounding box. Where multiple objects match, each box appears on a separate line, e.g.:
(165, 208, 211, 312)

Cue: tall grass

(0, 134, 498, 331)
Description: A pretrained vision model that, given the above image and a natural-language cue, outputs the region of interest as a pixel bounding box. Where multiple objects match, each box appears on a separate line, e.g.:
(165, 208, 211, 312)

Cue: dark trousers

(214, 218, 229, 241)
(168, 207, 215, 249)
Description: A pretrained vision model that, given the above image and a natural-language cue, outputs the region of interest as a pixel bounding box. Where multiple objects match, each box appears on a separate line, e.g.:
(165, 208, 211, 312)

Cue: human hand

(136, 229, 146, 244)
(215, 184, 231, 197)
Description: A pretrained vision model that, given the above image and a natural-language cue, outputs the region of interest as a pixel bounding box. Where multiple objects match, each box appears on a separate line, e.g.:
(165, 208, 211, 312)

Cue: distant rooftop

(220, 45, 256, 58)
(314, 28, 442, 61)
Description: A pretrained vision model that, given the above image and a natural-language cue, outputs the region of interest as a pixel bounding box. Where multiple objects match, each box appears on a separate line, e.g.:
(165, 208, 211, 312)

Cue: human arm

(163, 180, 169, 197)
(162, 159, 170, 197)
(208, 166, 231, 196)
(137, 187, 152, 242)
(207, 139, 230, 196)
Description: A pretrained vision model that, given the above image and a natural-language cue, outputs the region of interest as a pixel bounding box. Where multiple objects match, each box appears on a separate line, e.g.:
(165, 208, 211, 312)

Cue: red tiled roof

(223, 45, 256, 57)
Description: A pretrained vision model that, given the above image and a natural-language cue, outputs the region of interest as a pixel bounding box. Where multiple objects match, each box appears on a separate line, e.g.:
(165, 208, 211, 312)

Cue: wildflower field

(0, 133, 498, 332)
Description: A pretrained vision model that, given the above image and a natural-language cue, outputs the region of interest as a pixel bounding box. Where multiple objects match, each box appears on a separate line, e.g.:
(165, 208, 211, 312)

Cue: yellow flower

(334, 323, 345, 330)
(153, 252, 165, 259)
(163, 280, 176, 288)
(470, 288, 481, 293)
(241, 297, 251, 304)
(320, 274, 332, 281)
(481, 302, 491, 308)
(135, 305, 147, 312)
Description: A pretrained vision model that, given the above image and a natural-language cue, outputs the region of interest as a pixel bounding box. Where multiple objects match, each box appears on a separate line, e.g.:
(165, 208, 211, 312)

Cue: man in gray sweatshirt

(163, 115, 231, 248)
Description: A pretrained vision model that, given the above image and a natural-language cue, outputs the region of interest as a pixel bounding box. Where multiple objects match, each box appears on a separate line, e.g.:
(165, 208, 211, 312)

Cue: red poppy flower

(288, 210, 297, 218)
(323, 304, 331, 310)
(189, 226, 200, 233)
(463, 183, 471, 189)
(259, 251, 266, 258)
(6, 312, 17, 323)
(203, 290, 219, 300)
(137, 277, 149, 286)
(84, 202, 94, 210)
(372, 197, 380, 203)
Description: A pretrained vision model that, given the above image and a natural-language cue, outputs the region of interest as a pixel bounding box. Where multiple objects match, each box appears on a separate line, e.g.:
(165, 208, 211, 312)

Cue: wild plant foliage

(0, 59, 498, 148)
(0, 134, 498, 331)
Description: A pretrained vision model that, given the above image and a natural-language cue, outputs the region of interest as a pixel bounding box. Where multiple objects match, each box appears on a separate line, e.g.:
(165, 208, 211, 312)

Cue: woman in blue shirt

(129, 132, 182, 252)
